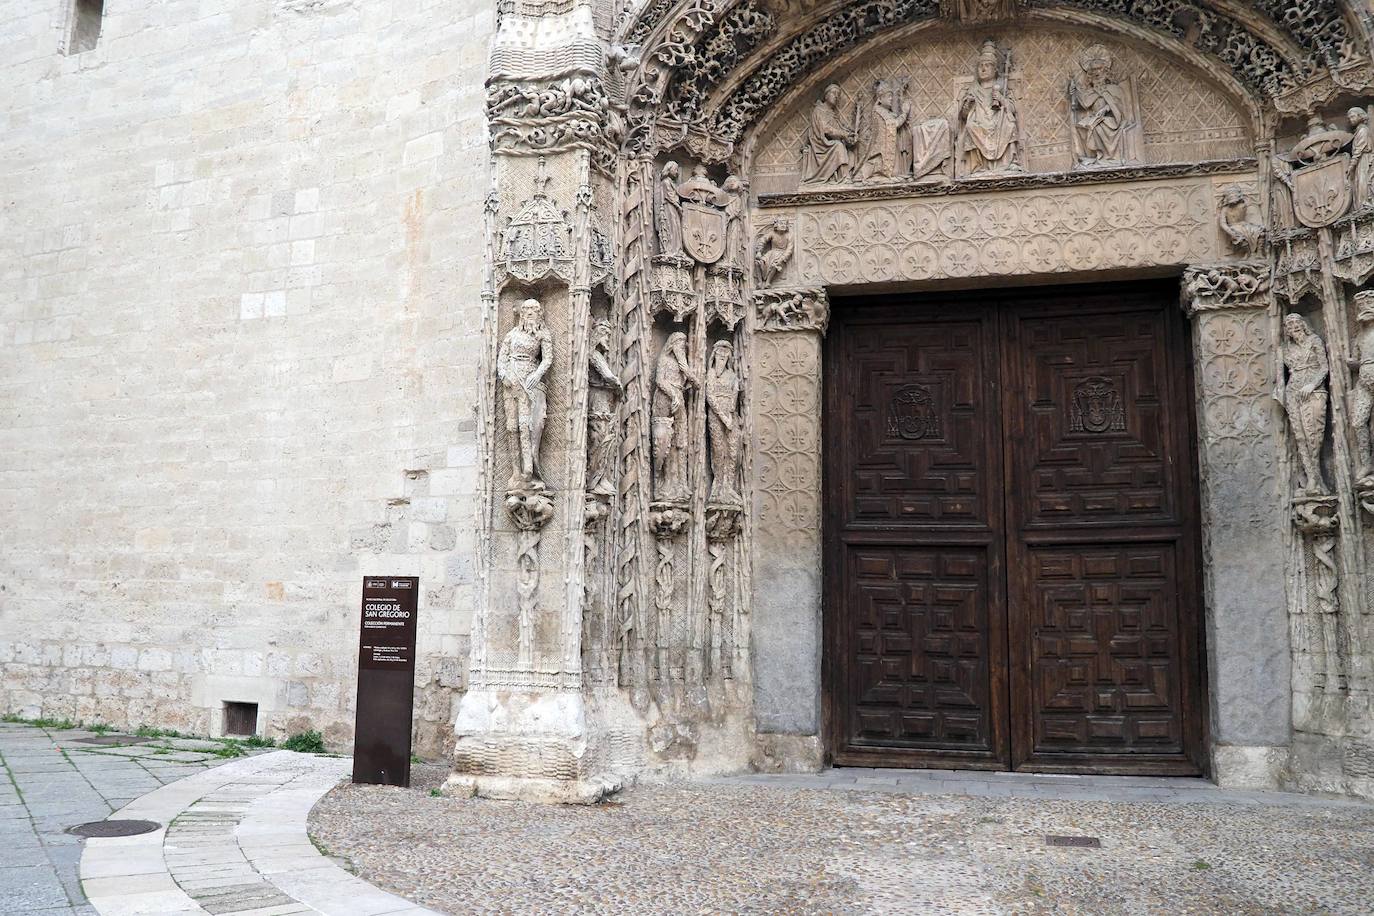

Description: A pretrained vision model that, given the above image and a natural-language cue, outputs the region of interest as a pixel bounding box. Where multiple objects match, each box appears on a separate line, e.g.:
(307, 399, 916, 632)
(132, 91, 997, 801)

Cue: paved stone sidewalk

(79, 748, 436, 915)
(0, 721, 243, 914)
(311, 766, 1374, 915)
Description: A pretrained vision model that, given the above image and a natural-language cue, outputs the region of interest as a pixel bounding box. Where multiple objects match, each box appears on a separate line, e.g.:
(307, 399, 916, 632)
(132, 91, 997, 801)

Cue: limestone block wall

(0, 0, 493, 756)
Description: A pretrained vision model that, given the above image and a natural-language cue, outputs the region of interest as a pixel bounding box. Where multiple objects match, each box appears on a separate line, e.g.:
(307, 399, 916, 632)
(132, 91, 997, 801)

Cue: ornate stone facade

(450, 0, 1374, 804)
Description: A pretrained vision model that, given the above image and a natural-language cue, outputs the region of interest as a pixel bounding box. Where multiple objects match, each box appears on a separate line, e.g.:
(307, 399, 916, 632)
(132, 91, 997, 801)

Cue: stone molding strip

(757, 158, 1259, 208)
(80, 750, 436, 916)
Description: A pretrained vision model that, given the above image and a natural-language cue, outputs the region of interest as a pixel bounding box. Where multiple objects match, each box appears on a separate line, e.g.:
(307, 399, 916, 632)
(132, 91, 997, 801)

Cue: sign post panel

(352, 576, 418, 787)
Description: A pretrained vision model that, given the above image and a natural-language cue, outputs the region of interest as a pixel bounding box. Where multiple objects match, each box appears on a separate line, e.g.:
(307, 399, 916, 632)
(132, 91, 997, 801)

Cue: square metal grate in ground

(1045, 835, 1102, 848)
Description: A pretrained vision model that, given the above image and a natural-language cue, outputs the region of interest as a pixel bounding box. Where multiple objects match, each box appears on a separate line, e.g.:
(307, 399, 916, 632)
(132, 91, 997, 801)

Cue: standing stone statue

(1349, 106, 1374, 211)
(587, 319, 624, 497)
(1349, 296, 1374, 482)
(1068, 44, 1140, 168)
(652, 331, 700, 501)
(498, 298, 554, 490)
(857, 78, 911, 181)
(956, 40, 1019, 175)
(754, 218, 794, 285)
(704, 340, 741, 505)
(720, 175, 746, 267)
(800, 84, 858, 184)
(654, 160, 684, 257)
(1282, 313, 1331, 496)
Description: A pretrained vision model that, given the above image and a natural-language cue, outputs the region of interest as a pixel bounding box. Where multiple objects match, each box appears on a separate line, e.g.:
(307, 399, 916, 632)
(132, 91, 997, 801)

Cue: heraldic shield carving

(1069, 376, 1126, 433)
(1294, 155, 1353, 228)
(887, 383, 941, 440)
(682, 202, 728, 265)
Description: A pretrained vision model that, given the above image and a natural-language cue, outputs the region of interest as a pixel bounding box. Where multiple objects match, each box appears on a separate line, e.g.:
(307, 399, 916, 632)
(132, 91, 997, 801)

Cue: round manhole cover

(67, 819, 161, 838)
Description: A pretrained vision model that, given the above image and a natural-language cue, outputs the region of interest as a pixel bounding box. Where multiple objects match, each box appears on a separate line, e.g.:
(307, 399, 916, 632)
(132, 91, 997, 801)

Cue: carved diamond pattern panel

(845, 319, 989, 526)
(1027, 545, 1184, 755)
(1013, 310, 1178, 528)
(795, 180, 1215, 285)
(847, 545, 995, 752)
(754, 23, 1252, 181)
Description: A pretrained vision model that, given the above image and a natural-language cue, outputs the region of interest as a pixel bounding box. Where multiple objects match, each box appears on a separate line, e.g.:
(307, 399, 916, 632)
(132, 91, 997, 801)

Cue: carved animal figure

(1281, 313, 1331, 496)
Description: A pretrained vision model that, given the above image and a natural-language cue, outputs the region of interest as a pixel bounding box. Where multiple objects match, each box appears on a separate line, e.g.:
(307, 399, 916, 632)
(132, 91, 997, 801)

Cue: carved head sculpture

(772, 217, 790, 233)
(664, 330, 688, 356)
(823, 84, 841, 106)
(1284, 312, 1315, 344)
(1078, 44, 1112, 84)
(1351, 107, 1369, 128)
(1356, 291, 1374, 324)
(976, 40, 999, 82)
(593, 319, 612, 351)
(1220, 185, 1247, 209)
(518, 297, 544, 330)
(722, 175, 743, 195)
(710, 340, 734, 372)
(663, 160, 680, 180)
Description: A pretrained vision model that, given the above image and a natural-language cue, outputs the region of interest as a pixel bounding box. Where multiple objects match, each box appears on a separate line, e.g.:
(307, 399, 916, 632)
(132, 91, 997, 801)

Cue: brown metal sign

(352, 576, 419, 787)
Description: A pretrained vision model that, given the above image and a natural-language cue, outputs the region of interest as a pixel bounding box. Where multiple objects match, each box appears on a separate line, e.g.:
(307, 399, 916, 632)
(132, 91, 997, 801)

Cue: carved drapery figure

(720, 175, 746, 268)
(1219, 185, 1265, 256)
(1350, 295, 1374, 482)
(704, 341, 741, 505)
(654, 161, 684, 257)
(754, 219, 793, 285)
(911, 115, 953, 181)
(801, 84, 858, 184)
(587, 320, 624, 498)
(1350, 106, 1374, 211)
(1068, 44, 1140, 168)
(857, 78, 911, 181)
(957, 40, 1019, 176)
(1281, 313, 1331, 496)
(1271, 156, 1298, 230)
(652, 331, 700, 501)
(498, 298, 554, 490)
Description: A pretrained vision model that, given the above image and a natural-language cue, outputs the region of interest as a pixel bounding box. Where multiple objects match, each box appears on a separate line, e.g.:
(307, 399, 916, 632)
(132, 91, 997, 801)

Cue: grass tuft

(282, 730, 327, 754)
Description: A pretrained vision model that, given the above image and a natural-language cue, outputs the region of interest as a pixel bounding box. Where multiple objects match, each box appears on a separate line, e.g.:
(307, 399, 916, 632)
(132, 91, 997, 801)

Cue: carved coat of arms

(681, 201, 728, 265)
(887, 384, 941, 440)
(1293, 154, 1353, 228)
(1069, 376, 1126, 433)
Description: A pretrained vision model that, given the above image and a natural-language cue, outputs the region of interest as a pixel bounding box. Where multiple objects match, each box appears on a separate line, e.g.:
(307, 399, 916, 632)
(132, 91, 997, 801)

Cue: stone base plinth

(443, 772, 622, 804)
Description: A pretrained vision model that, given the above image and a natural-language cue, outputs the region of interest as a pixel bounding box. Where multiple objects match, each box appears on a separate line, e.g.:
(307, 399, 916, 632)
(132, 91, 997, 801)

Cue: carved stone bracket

(754, 287, 830, 334)
(1181, 262, 1271, 316)
(505, 488, 555, 531)
(704, 504, 743, 541)
(649, 254, 696, 320)
(1355, 479, 1374, 519)
(705, 264, 746, 329)
(1293, 494, 1339, 538)
(648, 501, 691, 540)
(1332, 209, 1374, 287)
(1273, 230, 1323, 303)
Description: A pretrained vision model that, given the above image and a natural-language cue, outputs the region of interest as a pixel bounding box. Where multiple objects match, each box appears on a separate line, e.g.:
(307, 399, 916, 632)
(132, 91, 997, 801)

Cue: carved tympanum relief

(1282, 313, 1332, 497)
(754, 25, 1253, 195)
(956, 39, 1021, 176)
(1068, 44, 1142, 170)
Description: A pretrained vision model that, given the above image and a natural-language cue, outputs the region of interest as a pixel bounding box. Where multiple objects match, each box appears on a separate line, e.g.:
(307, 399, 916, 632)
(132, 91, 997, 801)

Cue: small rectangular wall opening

(223, 701, 258, 737)
(67, 0, 104, 55)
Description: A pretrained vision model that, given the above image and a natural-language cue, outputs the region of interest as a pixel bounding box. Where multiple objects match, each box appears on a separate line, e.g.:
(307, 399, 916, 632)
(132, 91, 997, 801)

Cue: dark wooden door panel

(841, 317, 993, 529)
(1022, 543, 1186, 758)
(826, 284, 1204, 776)
(1011, 309, 1179, 530)
(842, 544, 1001, 761)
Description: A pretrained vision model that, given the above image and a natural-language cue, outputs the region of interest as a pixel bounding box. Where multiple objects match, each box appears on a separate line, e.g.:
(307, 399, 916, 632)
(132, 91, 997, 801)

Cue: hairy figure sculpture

(497, 298, 554, 490)
(1282, 313, 1331, 496)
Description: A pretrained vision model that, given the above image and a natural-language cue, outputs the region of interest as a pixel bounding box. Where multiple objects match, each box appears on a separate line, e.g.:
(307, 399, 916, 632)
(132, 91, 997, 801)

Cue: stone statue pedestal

(445, 689, 622, 804)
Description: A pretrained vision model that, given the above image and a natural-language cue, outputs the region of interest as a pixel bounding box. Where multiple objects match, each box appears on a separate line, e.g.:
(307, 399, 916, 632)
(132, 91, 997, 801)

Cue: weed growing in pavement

(2, 714, 78, 730)
(242, 734, 276, 748)
(429, 788, 442, 797)
(1191, 860, 1213, 871)
(134, 725, 187, 739)
(282, 730, 327, 754)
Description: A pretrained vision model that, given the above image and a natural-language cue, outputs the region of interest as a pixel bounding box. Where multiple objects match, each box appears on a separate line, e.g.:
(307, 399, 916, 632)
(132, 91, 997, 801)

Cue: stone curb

(79, 750, 440, 916)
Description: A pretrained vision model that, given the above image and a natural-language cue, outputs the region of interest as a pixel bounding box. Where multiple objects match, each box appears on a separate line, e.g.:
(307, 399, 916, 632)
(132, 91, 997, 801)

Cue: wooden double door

(824, 283, 1206, 774)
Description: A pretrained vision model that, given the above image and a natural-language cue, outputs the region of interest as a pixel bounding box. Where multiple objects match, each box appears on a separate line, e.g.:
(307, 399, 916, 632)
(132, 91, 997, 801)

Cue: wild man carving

(705, 341, 742, 505)
(1349, 294, 1374, 483)
(652, 331, 700, 501)
(587, 320, 624, 498)
(1067, 44, 1140, 169)
(1219, 186, 1266, 257)
(956, 40, 1020, 175)
(1281, 313, 1331, 496)
(754, 218, 793, 285)
(498, 298, 553, 491)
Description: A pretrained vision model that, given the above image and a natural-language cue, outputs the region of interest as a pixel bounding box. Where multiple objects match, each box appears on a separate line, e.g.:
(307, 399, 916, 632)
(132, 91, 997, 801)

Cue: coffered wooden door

(824, 282, 1206, 775)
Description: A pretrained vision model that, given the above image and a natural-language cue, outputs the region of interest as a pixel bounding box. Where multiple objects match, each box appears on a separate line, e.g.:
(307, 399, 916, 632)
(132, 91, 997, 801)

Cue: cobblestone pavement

(0, 721, 241, 914)
(310, 765, 1374, 915)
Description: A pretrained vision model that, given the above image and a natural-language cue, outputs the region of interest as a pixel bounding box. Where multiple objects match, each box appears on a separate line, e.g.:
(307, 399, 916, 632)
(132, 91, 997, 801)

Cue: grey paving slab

(0, 864, 72, 910)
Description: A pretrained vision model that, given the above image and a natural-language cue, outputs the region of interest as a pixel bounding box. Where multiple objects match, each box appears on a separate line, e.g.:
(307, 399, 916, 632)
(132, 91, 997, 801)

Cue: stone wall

(0, 0, 493, 756)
